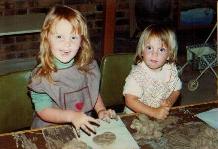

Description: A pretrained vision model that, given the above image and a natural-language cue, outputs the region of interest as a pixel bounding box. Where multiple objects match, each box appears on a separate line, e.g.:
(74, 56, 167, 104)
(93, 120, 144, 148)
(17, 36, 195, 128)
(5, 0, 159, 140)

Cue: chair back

(100, 53, 134, 112)
(0, 70, 33, 133)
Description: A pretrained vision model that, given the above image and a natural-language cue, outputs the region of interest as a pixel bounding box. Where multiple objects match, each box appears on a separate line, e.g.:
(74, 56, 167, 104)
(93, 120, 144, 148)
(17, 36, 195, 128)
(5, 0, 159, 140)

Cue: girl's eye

(56, 35, 62, 39)
(146, 46, 152, 50)
(71, 36, 76, 40)
(159, 48, 166, 52)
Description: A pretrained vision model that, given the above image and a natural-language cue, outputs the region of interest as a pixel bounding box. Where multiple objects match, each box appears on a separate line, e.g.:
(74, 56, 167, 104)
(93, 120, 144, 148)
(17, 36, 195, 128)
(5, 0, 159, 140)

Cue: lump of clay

(190, 125, 218, 149)
(130, 114, 162, 140)
(62, 139, 88, 149)
(93, 132, 116, 146)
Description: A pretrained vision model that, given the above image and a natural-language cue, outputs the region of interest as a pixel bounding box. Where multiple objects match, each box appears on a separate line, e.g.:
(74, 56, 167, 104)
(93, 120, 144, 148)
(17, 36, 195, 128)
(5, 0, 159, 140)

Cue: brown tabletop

(0, 101, 217, 149)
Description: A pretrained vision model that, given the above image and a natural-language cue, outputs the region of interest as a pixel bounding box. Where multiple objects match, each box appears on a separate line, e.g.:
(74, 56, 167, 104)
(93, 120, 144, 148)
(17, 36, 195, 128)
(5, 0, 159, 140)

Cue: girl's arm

(161, 90, 180, 107)
(37, 108, 99, 135)
(94, 95, 107, 114)
(94, 95, 117, 121)
(125, 94, 169, 119)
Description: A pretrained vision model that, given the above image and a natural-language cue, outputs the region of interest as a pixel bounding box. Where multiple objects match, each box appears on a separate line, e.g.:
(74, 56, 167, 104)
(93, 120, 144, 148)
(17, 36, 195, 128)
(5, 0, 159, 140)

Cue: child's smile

(60, 49, 71, 56)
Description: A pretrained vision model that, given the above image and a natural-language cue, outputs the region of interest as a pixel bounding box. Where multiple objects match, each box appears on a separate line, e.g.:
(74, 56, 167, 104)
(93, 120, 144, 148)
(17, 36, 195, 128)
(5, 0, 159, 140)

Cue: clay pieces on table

(62, 138, 88, 149)
(130, 114, 180, 148)
(130, 114, 179, 141)
(42, 125, 75, 149)
(79, 117, 140, 149)
(93, 132, 116, 146)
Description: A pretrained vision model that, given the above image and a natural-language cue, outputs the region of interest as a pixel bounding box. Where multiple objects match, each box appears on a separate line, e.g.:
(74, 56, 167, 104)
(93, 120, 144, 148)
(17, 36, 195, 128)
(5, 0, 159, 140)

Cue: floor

(178, 60, 218, 105)
(104, 30, 218, 106)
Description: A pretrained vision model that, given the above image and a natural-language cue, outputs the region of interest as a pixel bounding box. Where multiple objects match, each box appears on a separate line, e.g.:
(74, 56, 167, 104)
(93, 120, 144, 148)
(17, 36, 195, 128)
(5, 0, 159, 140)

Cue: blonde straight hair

(135, 24, 178, 64)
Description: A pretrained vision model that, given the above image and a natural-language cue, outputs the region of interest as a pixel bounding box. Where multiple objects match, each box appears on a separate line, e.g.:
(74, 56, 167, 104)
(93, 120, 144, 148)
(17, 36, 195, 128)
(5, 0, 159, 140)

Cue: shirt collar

(140, 61, 172, 82)
(53, 58, 74, 69)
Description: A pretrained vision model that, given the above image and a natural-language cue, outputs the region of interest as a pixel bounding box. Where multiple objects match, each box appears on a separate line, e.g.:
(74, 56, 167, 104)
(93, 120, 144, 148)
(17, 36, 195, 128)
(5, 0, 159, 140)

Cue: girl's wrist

(166, 99, 173, 107)
(97, 109, 106, 115)
(64, 110, 74, 123)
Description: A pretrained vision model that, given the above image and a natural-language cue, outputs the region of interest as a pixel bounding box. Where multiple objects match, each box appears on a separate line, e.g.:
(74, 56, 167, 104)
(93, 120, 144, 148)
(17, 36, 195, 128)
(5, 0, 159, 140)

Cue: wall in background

(0, 0, 129, 61)
(0, 0, 216, 62)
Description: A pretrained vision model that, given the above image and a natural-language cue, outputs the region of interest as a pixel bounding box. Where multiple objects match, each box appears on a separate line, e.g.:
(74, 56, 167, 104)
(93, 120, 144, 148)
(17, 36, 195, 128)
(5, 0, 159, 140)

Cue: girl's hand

(152, 106, 170, 120)
(97, 109, 117, 122)
(71, 112, 99, 135)
(161, 100, 172, 107)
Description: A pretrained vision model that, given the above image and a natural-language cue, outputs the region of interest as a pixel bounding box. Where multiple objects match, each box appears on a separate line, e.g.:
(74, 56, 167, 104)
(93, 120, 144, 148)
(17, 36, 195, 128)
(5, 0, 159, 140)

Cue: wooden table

(0, 101, 217, 149)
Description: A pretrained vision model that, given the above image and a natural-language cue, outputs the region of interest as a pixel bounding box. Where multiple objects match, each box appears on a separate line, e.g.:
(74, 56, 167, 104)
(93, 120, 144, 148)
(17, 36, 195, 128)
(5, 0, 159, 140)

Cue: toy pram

(178, 23, 217, 91)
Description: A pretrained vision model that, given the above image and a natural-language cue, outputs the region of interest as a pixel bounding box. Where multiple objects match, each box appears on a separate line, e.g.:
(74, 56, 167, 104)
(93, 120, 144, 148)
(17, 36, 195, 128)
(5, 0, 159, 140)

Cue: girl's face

(48, 19, 81, 63)
(142, 36, 169, 71)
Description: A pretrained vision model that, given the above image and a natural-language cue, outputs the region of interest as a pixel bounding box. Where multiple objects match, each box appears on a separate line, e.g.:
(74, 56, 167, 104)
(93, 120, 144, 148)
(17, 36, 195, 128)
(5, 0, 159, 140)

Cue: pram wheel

(188, 79, 199, 91)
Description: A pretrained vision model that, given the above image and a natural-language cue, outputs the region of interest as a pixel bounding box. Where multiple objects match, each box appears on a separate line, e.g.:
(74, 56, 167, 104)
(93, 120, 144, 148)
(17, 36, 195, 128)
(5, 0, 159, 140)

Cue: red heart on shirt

(75, 102, 84, 111)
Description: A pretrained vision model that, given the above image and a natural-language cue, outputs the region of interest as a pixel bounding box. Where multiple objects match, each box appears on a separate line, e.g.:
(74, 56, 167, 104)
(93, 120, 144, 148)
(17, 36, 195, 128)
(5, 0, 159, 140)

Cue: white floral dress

(123, 62, 182, 114)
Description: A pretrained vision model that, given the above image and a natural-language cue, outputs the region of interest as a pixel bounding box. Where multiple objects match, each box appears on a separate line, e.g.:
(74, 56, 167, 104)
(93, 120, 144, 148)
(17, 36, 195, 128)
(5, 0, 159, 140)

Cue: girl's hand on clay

(71, 112, 100, 136)
(98, 109, 117, 123)
(153, 106, 170, 120)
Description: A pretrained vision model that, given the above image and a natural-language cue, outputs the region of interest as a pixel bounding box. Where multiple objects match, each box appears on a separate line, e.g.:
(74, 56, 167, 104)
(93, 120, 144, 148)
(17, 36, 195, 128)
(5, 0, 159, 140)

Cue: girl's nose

(66, 40, 72, 47)
(151, 50, 158, 57)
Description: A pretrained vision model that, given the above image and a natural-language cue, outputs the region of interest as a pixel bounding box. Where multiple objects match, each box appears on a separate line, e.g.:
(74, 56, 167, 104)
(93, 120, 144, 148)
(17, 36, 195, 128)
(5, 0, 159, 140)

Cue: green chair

(0, 70, 34, 133)
(99, 53, 134, 113)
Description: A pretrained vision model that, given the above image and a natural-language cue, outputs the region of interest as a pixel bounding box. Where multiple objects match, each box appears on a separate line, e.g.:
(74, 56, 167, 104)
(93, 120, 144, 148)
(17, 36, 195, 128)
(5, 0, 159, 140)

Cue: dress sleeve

(123, 75, 143, 98)
(30, 91, 52, 112)
(174, 78, 182, 91)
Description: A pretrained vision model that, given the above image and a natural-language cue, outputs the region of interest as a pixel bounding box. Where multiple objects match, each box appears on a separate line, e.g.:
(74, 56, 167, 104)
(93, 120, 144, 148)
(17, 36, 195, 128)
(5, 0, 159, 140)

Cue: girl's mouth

(150, 59, 158, 63)
(61, 52, 71, 57)
(61, 50, 71, 54)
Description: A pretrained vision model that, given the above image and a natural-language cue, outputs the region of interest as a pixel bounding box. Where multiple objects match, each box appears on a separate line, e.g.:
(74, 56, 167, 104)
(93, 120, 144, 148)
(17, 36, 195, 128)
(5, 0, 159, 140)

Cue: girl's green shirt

(31, 58, 74, 111)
